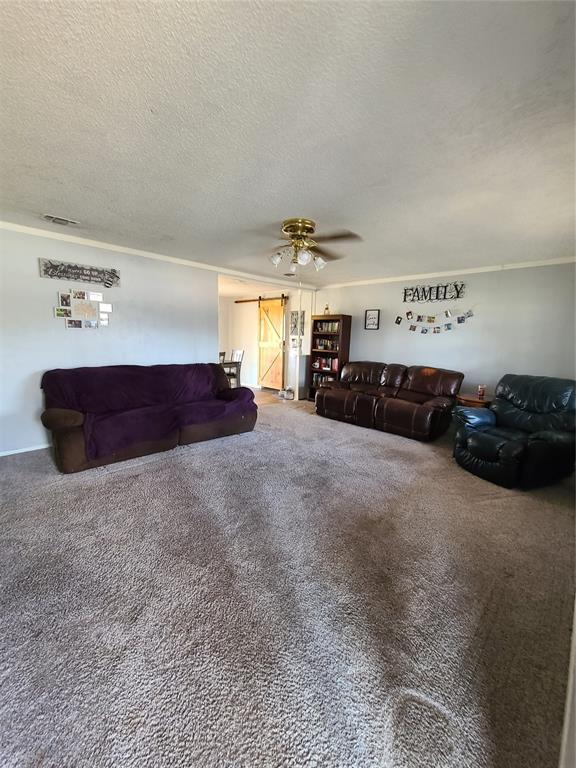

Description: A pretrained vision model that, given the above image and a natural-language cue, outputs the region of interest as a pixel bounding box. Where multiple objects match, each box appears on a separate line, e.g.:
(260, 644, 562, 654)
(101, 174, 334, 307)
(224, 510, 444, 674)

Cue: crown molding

(2, 220, 572, 292)
(0, 220, 316, 290)
(321, 257, 576, 290)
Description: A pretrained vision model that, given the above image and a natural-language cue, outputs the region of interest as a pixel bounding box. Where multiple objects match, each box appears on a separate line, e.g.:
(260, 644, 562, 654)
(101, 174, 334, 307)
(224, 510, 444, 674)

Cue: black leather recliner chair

(453, 374, 575, 489)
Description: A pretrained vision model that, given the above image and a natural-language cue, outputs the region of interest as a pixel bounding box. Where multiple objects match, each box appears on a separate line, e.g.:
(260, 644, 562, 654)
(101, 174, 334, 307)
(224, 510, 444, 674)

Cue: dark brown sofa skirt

(51, 411, 257, 473)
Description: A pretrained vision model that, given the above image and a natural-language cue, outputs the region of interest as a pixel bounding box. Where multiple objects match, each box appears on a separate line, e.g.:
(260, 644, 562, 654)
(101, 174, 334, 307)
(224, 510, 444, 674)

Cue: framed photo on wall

(364, 309, 380, 330)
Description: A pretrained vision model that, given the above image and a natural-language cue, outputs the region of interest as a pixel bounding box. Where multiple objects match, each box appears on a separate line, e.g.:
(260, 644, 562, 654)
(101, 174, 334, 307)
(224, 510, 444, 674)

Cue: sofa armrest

(425, 396, 454, 411)
(528, 430, 575, 447)
(217, 386, 255, 405)
(467, 430, 526, 463)
(318, 381, 349, 390)
(41, 408, 84, 431)
(453, 406, 496, 429)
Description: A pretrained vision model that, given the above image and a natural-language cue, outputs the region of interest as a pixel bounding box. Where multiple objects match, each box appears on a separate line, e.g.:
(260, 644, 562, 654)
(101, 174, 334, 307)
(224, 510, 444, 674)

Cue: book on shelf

(314, 321, 340, 333)
(312, 356, 336, 371)
(311, 372, 336, 388)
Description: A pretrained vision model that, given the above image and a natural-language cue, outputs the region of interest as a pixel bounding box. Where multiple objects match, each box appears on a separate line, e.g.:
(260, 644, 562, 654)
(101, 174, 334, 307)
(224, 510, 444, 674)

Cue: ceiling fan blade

(313, 245, 344, 261)
(313, 230, 362, 243)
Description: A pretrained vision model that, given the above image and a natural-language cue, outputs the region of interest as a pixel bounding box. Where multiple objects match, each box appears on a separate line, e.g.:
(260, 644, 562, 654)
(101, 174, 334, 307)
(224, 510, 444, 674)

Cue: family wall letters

(403, 282, 465, 303)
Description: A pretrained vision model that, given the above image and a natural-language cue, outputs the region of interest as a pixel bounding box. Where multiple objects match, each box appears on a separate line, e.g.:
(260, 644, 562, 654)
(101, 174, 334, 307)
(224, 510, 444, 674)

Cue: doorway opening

(218, 275, 316, 398)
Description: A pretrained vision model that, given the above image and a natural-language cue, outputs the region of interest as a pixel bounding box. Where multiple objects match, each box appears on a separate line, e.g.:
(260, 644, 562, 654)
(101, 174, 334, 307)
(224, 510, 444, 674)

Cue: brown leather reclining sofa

(315, 361, 464, 441)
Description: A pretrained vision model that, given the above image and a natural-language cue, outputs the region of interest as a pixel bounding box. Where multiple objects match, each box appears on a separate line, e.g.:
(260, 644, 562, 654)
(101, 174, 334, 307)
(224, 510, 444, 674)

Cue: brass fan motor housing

(281, 218, 316, 239)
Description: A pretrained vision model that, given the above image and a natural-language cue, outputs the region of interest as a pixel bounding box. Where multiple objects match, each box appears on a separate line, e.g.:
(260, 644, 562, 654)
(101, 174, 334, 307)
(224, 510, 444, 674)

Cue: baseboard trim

(0, 444, 50, 457)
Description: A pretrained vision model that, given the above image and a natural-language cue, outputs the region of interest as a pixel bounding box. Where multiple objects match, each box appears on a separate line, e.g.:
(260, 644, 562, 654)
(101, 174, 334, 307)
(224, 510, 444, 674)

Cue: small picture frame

(364, 309, 380, 330)
(66, 319, 82, 329)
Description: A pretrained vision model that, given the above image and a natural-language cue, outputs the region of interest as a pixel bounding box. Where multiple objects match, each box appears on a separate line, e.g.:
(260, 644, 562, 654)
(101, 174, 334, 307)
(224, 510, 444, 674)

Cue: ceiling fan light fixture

(313, 255, 327, 271)
(297, 249, 313, 266)
(269, 252, 283, 267)
(287, 261, 297, 274)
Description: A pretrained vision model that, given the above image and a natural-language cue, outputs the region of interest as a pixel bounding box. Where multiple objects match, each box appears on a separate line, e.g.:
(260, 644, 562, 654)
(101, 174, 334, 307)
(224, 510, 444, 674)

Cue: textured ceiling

(0, 1, 573, 286)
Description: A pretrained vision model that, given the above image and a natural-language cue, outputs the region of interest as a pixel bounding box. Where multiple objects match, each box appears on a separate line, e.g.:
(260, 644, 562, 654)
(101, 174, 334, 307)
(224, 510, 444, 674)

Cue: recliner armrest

(217, 386, 256, 405)
(528, 430, 575, 447)
(319, 381, 349, 390)
(467, 430, 526, 463)
(41, 408, 84, 431)
(454, 406, 496, 429)
(425, 396, 454, 411)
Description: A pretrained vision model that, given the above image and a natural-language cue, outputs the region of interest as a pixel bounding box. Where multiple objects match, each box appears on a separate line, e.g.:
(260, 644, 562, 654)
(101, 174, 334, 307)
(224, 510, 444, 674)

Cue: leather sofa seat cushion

(480, 426, 528, 442)
(349, 383, 380, 394)
(315, 388, 375, 428)
(395, 389, 431, 405)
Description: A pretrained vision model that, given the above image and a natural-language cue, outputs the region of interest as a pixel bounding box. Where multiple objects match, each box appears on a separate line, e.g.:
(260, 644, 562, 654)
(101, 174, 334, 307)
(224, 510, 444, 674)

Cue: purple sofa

(41, 363, 257, 473)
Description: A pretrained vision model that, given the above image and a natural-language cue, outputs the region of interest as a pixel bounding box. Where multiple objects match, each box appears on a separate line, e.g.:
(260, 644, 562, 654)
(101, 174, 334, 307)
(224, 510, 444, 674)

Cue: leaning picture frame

(364, 309, 380, 330)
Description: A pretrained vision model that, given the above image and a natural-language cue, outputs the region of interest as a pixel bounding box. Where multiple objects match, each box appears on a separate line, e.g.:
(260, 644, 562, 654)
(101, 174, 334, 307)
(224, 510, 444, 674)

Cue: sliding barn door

(258, 298, 285, 390)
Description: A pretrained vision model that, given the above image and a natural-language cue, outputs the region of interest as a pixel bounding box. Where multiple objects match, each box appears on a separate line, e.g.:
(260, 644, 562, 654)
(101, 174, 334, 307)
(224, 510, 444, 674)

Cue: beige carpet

(0, 402, 573, 768)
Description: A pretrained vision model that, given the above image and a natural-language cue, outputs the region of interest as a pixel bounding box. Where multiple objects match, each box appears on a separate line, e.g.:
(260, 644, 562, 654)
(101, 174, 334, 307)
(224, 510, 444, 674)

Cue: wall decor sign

(364, 309, 380, 330)
(403, 282, 465, 303)
(39, 258, 120, 287)
(289, 310, 305, 337)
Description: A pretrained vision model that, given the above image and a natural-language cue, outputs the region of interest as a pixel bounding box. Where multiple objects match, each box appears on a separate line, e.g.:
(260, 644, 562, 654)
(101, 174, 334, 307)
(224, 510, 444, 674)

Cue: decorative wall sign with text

(39, 258, 120, 287)
(403, 281, 465, 303)
(364, 309, 380, 330)
(289, 310, 305, 337)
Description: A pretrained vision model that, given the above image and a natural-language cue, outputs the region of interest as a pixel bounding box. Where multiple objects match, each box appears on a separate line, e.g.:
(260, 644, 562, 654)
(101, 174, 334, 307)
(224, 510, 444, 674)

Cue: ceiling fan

(267, 218, 361, 275)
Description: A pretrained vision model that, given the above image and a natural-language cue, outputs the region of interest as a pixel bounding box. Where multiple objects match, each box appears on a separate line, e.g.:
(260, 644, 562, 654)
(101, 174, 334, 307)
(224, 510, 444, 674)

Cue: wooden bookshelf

(308, 314, 351, 401)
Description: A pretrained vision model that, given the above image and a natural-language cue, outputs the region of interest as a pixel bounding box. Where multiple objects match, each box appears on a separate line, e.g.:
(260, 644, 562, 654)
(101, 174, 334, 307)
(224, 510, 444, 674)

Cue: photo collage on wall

(54, 290, 113, 329)
(395, 307, 474, 334)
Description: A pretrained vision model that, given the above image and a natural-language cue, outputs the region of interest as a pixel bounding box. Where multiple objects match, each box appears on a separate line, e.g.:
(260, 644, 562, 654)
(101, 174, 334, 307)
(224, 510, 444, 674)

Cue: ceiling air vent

(42, 214, 80, 226)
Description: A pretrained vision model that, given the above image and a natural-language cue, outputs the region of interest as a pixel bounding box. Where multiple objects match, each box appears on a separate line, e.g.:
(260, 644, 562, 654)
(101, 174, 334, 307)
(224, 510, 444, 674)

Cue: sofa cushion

(491, 374, 575, 434)
(340, 361, 386, 388)
(394, 390, 431, 405)
(178, 394, 256, 426)
(402, 366, 464, 399)
(42, 363, 228, 413)
(315, 388, 375, 428)
(84, 403, 181, 460)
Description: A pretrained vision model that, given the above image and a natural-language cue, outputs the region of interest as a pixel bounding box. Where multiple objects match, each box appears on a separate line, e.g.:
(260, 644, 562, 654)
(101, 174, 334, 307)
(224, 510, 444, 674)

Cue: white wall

(316, 263, 575, 393)
(0, 229, 218, 453)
